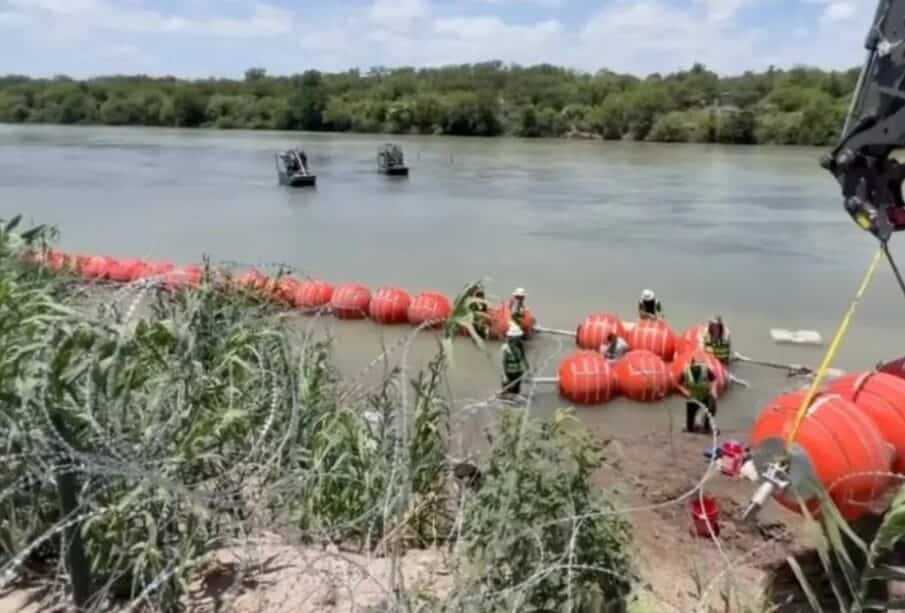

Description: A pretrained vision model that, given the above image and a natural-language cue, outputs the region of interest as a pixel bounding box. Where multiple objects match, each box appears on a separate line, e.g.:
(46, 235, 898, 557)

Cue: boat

(377, 143, 409, 176)
(275, 148, 316, 187)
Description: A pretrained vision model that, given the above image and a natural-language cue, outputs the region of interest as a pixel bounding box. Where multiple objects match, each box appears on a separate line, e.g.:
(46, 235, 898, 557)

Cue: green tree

(589, 94, 626, 140)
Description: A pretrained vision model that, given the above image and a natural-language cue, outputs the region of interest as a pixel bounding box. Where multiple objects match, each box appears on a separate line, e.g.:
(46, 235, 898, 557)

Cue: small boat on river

(377, 143, 409, 176)
(275, 148, 316, 187)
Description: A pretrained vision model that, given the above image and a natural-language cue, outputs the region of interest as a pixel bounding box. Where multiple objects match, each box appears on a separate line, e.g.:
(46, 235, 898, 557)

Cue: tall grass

(0, 218, 636, 612)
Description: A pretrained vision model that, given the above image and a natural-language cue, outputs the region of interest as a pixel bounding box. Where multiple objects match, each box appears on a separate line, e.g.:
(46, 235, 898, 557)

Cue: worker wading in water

(501, 323, 529, 397)
(679, 357, 718, 434)
(703, 315, 731, 365)
(638, 289, 663, 321)
(508, 287, 527, 330)
(465, 283, 489, 339)
(602, 332, 629, 361)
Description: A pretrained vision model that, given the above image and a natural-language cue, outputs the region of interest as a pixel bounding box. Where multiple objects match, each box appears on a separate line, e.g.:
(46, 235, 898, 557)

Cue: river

(1, 124, 903, 440)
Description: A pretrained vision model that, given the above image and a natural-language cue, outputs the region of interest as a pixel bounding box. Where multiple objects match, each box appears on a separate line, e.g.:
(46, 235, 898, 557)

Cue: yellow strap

(785, 247, 884, 451)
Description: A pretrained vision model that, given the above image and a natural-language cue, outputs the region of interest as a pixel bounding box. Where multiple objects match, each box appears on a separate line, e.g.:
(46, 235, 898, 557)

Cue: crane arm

(822, 0, 905, 242)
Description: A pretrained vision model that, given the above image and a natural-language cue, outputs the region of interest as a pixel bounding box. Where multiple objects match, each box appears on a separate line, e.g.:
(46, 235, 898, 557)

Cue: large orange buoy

(488, 305, 537, 339)
(628, 319, 677, 362)
(670, 349, 729, 398)
(235, 270, 270, 292)
(81, 255, 114, 279)
(369, 287, 412, 324)
(272, 277, 301, 305)
(108, 258, 148, 283)
(677, 324, 707, 355)
(143, 261, 175, 278)
(615, 350, 672, 402)
(407, 291, 451, 328)
(164, 265, 202, 290)
(295, 279, 334, 309)
(750, 392, 894, 521)
(331, 283, 372, 319)
(576, 313, 626, 350)
(829, 372, 905, 473)
(558, 351, 618, 405)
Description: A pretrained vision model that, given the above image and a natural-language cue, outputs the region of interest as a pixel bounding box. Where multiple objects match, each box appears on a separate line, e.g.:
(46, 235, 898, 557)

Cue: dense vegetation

(0, 219, 635, 612)
(0, 62, 857, 145)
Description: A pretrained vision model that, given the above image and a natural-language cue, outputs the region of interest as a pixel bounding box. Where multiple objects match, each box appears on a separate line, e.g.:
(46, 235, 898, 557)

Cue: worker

(703, 315, 731, 365)
(638, 289, 663, 321)
(465, 282, 489, 339)
(501, 323, 529, 396)
(509, 287, 527, 329)
(602, 332, 629, 361)
(679, 357, 717, 434)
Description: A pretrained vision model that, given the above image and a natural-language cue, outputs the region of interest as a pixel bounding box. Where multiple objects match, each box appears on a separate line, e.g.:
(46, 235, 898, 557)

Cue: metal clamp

(742, 461, 789, 521)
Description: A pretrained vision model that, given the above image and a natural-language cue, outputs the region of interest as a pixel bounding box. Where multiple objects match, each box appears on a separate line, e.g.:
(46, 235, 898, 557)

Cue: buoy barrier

(828, 372, 905, 474)
(369, 287, 412, 324)
(576, 313, 626, 350)
(749, 390, 894, 521)
(677, 323, 707, 355)
(331, 283, 372, 320)
(628, 319, 677, 362)
(615, 350, 672, 402)
(670, 349, 729, 399)
(163, 265, 202, 290)
(296, 279, 334, 309)
(407, 291, 452, 328)
(488, 305, 537, 340)
(558, 351, 618, 405)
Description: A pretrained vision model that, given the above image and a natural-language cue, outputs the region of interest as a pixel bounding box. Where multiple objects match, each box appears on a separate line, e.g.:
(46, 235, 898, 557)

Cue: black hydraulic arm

(822, 0, 905, 242)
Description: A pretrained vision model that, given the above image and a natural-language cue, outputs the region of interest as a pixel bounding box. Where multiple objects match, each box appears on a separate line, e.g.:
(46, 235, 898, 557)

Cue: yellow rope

(785, 247, 884, 452)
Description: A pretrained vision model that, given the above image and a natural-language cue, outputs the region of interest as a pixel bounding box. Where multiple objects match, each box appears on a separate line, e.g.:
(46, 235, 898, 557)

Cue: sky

(0, 0, 878, 79)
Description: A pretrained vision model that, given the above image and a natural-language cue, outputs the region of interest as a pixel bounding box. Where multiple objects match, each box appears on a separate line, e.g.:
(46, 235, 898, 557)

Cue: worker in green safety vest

(703, 315, 731, 365)
(678, 358, 717, 434)
(501, 323, 529, 396)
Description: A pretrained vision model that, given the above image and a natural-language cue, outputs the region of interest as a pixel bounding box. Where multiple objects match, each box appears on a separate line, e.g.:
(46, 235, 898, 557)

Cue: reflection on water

(1, 124, 903, 436)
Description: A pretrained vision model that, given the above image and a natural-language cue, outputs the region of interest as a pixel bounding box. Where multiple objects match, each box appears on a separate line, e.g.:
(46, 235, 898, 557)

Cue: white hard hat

(513, 287, 526, 297)
(641, 289, 655, 301)
(506, 323, 524, 338)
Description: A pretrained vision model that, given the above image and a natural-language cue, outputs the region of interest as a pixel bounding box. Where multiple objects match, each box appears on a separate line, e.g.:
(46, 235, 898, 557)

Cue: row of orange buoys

(24, 249, 538, 339)
(557, 347, 729, 407)
(750, 371, 905, 521)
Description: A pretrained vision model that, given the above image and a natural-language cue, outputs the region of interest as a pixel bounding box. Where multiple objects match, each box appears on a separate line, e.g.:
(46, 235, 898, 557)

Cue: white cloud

(368, 0, 428, 31)
(477, 0, 563, 6)
(821, 1, 857, 23)
(694, 0, 755, 22)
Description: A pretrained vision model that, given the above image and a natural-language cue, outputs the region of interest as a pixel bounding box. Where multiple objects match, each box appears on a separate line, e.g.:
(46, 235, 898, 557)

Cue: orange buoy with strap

(576, 313, 626, 350)
(615, 350, 672, 402)
(558, 351, 618, 405)
(295, 279, 334, 309)
(628, 319, 677, 362)
(369, 287, 412, 324)
(828, 372, 905, 474)
(488, 305, 536, 339)
(677, 324, 707, 355)
(331, 283, 372, 319)
(408, 292, 451, 327)
(670, 349, 729, 398)
(108, 258, 148, 283)
(749, 391, 894, 521)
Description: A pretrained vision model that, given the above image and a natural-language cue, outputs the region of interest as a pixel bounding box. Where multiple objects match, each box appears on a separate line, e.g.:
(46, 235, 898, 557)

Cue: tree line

(0, 62, 857, 145)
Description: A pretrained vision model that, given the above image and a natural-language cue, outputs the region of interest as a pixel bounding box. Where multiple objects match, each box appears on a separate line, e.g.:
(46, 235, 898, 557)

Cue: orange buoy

(369, 287, 412, 324)
(615, 350, 672, 402)
(829, 372, 905, 473)
(296, 279, 334, 309)
(558, 351, 618, 405)
(408, 291, 451, 328)
(331, 283, 372, 319)
(670, 349, 729, 398)
(750, 391, 894, 521)
(163, 265, 202, 290)
(108, 258, 148, 283)
(488, 305, 537, 339)
(81, 255, 114, 279)
(576, 313, 626, 350)
(236, 270, 270, 292)
(628, 319, 677, 362)
(272, 277, 301, 305)
(677, 324, 707, 355)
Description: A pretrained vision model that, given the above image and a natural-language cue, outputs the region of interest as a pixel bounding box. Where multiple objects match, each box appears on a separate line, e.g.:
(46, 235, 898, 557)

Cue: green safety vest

(684, 366, 712, 401)
(704, 334, 731, 362)
(503, 342, 528, 375)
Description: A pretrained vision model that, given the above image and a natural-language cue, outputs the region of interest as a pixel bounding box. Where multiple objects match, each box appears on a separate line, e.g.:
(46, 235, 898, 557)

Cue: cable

(785, 247, 883, 451)
(882, 240, 905, 300)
